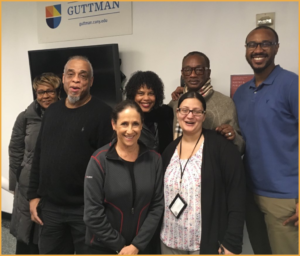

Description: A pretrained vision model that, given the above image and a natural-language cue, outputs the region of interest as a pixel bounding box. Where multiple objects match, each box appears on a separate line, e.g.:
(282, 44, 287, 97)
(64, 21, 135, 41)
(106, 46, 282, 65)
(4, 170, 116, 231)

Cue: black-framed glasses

(181, 66, 209, 76)
(36, 90, 56, 96)
(245, 41, 278, 50)
(177, 107, 206, 116)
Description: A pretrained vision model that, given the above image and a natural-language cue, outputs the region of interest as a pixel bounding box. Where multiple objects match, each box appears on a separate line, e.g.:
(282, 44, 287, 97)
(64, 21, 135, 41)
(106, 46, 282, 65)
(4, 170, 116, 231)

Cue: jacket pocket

(105, 199, 124, 233)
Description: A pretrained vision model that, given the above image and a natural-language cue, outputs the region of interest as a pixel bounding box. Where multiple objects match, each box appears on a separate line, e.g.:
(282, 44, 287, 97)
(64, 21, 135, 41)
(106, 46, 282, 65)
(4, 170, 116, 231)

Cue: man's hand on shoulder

(171, 87, 184, 101)
(29, 198, 43, 225)
(215, 124, 235, 140)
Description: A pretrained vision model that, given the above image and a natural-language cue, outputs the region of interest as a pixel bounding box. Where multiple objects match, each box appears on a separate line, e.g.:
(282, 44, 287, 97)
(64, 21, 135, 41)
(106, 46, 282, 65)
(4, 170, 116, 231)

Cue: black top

(139, 104, 173, 154)
(162, 129, 246, 254)
(122, 159, 136, 211)
(27, 97, 113, 206)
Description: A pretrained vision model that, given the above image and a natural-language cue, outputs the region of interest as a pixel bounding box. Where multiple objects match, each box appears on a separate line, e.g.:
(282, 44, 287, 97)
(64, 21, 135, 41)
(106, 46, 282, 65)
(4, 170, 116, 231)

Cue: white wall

(1, 2, 298, 253)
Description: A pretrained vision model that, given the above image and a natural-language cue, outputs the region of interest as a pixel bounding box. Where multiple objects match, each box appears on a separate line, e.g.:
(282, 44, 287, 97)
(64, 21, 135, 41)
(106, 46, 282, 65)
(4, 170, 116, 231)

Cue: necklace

(178, 131, 203, 190)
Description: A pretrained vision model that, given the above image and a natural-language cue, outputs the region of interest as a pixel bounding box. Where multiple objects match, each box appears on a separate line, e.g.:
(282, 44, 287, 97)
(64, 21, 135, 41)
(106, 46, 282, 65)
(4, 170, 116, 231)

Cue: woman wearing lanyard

(161, 91, 245, 254)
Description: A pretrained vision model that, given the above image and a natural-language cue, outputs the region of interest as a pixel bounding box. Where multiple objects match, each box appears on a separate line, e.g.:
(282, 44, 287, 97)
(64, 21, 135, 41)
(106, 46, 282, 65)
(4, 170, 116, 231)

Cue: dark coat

(9, 101, 42, 244)
(162, 129, 245, 254)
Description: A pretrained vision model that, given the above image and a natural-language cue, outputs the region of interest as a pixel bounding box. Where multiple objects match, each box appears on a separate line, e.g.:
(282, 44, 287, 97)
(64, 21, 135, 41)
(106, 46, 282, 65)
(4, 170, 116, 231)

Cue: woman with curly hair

(125, 71, 173, 154)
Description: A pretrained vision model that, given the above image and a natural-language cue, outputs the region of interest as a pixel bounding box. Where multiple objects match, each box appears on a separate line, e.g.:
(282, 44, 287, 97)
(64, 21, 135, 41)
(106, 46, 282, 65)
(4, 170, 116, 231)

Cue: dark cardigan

(162, 129, 245, 254)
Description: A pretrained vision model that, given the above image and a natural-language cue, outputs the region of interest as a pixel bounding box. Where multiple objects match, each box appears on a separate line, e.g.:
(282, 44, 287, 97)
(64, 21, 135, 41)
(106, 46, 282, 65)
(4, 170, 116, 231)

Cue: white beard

(68, 95, 80, 104)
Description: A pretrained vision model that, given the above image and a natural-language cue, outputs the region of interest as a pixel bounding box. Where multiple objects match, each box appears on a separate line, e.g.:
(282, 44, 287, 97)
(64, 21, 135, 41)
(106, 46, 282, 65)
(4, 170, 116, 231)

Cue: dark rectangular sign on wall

(230, 74, 253, 98)
(28, 44, 122, 107)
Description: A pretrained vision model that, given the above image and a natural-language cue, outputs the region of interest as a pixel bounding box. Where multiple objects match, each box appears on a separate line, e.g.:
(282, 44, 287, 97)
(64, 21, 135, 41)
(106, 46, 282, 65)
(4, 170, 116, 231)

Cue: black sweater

(27, 97, 113, 206)
(162, 129, 245, 254)
(140, 104, 173, 154)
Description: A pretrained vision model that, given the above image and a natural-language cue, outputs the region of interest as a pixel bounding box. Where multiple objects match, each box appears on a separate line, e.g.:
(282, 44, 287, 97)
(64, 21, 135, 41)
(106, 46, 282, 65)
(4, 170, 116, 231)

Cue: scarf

(174, 79, 214, 139)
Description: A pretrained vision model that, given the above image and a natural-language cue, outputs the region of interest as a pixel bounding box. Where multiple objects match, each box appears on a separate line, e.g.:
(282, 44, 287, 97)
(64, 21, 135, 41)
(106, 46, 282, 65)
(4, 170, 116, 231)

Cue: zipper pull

(131, 208, 134, 214)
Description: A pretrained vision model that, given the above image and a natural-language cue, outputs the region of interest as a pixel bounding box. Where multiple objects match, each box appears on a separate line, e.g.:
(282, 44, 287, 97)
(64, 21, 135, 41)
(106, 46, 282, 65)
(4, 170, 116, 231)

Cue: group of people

(8, 25, 298, 255)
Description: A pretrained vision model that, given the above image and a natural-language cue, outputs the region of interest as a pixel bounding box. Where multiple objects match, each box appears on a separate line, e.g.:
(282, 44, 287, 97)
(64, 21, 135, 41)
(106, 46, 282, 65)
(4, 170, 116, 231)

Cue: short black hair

(246, 26, 279, 43)
(111, 99, 144, 124)
(125, 71, 164, 109)
(178, 91, 206, 111)
(182, 51, 210, 68)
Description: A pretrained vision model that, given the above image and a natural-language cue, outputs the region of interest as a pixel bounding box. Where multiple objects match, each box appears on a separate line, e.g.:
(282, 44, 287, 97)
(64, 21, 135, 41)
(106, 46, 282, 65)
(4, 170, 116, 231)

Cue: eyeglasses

(65, 72, 89, 81)
(245, 41, 278, 50)
(181, 66, 209, 76)
(177, 107, 206, 116)
(36, 90, 56, 96)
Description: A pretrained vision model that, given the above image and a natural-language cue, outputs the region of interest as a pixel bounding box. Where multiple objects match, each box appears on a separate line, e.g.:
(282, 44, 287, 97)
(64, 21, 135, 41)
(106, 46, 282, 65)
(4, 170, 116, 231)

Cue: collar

(35, 100, 45, 118)
(183, 78, 214, 99)
(106, 139, 150, 161)
(175, 128, 208, 143)
(249, 65, 281, 89)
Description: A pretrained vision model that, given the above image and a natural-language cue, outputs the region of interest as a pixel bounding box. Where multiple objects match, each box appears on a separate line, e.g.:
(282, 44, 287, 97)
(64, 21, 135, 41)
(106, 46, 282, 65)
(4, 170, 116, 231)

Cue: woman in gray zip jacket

(84, 100, 164, 254)
(9, 73, 60, 254)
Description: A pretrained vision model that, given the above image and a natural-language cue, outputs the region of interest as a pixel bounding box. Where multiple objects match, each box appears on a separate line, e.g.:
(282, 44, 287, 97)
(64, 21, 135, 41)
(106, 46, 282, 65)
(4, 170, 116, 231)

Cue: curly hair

(125, 71, 165, 109)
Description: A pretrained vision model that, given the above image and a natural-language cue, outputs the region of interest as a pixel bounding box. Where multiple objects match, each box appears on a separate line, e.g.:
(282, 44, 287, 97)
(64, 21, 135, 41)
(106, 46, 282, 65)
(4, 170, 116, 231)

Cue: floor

(1, 212, 254, 254)
(2, 215, 16, 255)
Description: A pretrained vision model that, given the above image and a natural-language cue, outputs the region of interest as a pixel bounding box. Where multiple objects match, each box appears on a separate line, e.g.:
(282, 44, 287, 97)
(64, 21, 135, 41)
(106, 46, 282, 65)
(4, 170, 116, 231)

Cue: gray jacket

(9, 100, 42, 244)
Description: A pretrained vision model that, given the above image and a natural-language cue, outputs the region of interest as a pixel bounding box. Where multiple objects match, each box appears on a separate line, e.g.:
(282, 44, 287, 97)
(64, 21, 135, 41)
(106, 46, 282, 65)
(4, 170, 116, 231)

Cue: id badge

(169, 193, 187, 219)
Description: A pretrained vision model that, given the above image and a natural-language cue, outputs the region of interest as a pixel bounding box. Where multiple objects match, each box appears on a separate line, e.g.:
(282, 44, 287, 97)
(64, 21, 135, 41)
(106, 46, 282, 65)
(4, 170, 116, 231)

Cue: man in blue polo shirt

(233, 26, 298, 254)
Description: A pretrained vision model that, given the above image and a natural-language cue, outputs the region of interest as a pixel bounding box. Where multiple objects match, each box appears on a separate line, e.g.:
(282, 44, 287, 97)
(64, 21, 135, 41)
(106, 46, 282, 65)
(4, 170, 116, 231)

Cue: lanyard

(178, 131, 203, 190)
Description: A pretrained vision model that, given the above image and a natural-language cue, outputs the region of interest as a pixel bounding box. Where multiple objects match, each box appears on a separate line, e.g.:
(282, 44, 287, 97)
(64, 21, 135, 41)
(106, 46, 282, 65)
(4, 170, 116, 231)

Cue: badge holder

(169, 193, 187, 219)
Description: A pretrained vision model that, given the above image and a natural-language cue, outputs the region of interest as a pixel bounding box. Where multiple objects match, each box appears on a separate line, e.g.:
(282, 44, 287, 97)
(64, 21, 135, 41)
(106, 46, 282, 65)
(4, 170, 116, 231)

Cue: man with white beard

(27, 56, 113, 254)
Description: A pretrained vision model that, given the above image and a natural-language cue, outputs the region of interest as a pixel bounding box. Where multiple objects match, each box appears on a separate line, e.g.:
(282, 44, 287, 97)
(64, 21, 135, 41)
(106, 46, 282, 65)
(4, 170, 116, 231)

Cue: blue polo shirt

(233, 65, 298, 198)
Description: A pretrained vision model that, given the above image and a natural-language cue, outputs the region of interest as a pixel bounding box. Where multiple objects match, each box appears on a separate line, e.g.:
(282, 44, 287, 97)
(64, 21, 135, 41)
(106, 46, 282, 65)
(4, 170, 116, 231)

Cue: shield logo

(46, 4, 61, 29)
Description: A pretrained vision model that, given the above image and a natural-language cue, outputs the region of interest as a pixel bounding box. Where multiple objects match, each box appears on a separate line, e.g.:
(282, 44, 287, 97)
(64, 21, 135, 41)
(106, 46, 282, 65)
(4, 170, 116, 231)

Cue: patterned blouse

(160, 142, 204, 251)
